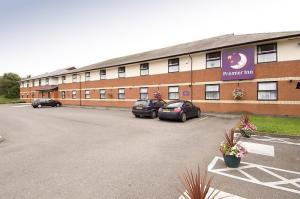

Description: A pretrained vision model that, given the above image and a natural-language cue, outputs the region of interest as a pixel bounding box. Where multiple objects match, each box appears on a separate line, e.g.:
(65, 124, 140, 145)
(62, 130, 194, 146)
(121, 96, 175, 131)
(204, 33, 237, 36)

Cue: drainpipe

(78, 74, 82, 106)
(188, 53, 193, 102)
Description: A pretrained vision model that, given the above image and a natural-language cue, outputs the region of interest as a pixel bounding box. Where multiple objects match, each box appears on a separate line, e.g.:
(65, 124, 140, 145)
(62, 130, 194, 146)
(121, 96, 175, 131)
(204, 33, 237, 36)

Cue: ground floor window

(85, 90, 91, 99)
(118, 88, 125, 99)
(168, 86, 179, 100)
(205, 84, 220, 100)
(140, 87, 148, 99)
(61, 91, 66, 99)
(257, 81, 277, 100)
(72, 90, 77, 99)
(99, 89, 106, 99)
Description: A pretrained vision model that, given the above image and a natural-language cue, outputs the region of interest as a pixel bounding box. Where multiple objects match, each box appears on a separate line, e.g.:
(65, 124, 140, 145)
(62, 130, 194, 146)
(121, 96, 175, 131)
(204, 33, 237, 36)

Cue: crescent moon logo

(230, 53, 247, 70)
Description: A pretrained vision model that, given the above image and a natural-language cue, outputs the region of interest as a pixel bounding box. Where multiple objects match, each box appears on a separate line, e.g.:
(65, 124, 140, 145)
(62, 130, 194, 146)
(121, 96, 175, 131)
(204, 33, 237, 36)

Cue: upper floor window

(168, 58, 179, 73)
(45, 78, 49, 85)
(72, 90, 77, 99)
(72, 74, 77, 82)
(99, 89, 106, 99)
(257, 43, 277, 63)
(61, 91, 66, 99)
(206, 52, 221, 68)
(26, 81, 29, 87)
(140, 87, 148, 99)
(257, 82, 277, 101)
(85, 90, 91, 99)
(140, 63, 149, 76)
(38, 79, 41, 86)
(85, 72, 90, 81)
(32, 80, 35, 87)
(100, 69, 106, 80)
(62, 76, 66, 83)
(118, 67, 126, 78)
(168, 86, 179, 100)
(118, 88, 125, 99)
(205, 84, 220, 100)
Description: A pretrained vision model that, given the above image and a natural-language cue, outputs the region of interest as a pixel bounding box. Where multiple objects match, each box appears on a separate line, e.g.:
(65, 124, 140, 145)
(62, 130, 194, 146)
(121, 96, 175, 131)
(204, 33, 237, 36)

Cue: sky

(0, 0, 299, 78)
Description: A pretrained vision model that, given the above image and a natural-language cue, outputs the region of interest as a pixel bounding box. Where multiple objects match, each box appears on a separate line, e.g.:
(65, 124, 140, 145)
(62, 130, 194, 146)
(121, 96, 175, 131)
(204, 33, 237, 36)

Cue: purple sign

(222, 47, 255, 81)
(183, 91, 190, 96)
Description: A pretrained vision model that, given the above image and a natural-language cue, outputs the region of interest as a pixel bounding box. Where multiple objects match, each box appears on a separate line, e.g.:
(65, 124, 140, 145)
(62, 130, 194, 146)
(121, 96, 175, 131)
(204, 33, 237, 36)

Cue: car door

(183, 101, 194, 118)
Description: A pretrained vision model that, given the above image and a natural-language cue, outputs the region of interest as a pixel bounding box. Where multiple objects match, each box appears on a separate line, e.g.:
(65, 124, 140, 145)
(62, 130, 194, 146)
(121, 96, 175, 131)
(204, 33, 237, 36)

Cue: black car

(32, 99, 62, 108)
(158, 100, 201, 122)
(132, 99, 166, 118)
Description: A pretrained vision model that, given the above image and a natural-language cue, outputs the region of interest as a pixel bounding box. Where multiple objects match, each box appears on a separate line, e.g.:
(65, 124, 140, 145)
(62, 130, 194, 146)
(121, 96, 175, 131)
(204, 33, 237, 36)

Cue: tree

(0, 73, 21, 99)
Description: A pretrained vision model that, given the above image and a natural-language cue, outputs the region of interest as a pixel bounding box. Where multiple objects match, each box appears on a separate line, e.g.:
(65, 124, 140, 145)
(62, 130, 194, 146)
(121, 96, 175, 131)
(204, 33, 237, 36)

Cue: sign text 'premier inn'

(222, 47, 255, 81)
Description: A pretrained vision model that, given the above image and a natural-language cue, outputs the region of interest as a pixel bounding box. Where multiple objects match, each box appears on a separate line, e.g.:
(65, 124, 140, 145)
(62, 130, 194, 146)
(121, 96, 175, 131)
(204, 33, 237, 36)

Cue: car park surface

(0, 104, 299, 199)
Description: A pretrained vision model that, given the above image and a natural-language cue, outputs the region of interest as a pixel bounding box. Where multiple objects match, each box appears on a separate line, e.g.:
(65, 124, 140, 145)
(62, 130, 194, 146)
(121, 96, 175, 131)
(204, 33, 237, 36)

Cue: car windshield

(134, 100, 149, 106)
(166, 102, 183, 108)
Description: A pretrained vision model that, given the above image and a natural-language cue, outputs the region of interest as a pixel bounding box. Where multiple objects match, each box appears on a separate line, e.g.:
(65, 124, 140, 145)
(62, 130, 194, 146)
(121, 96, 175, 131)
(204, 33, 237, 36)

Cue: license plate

(163, 109, 170, 112)
(136, 107, 143, 110)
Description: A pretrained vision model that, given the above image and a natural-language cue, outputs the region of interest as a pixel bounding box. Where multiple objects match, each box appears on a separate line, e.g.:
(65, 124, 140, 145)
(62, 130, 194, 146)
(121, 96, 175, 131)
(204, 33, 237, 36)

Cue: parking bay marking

(208, 156, 300, 195)
(179, 188, 246, 199)
(251, 135, 300, 146)
(238, 141, 275, 157)
(11, 105, 31, 108)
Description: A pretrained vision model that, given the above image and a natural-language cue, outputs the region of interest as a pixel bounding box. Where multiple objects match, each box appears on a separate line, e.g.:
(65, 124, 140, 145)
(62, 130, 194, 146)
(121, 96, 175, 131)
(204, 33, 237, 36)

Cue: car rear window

(166, 102, 183, 108)
(134, 100, 149, 106)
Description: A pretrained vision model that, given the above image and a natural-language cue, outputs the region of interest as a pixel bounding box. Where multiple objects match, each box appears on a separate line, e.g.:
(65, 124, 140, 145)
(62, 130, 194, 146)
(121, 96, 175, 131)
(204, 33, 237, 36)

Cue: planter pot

(240, 129, 252, 138)
(223, 155, 241, 168)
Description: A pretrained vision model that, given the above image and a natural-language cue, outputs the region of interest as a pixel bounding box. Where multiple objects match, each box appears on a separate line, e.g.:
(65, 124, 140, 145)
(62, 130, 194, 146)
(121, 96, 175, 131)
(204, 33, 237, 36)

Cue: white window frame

(168, 58, 179, 73)
(72, 90, 77, 99)
(118, 88, 125, 99)
(257, 43, 277, 63)
(205, 84, 220, 100)
(140, 87, 148, 99)
(61, 91, 66, 99)
(206, 51, 221, 68)
(62, 76, 66, 83)
(99, 89, 106, 99)
(168, 86, 179, 100)
(85, 72, 90, 81)
(85, 90, 91, 99)
(72, 74, 77, 82)
(45, 78, 49, 85)
(118, 67, 126, 78)
(140, 63, 149, 76)
(100, 69, 106, 80)
(257, 81, 278, 101)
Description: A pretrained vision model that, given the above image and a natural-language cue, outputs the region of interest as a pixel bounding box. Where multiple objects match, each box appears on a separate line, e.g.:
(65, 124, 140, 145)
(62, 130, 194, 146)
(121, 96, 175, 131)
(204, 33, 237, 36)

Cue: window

(140, 63, 149, 76)
(32, 92, 34, 98)
(118, 88, 125, 99)
(100, 70, 106, 80)
(72, 74, 77, 82)
(32, 80, 35, 87)
(206, 52, 221, 68)
(85, 72, 90, 81)
(26, 81, 29, 87)
(72, 90, 77, 99)
(99, 89, 106, 99)
(140, 87, 148, 99)
(85, 90, 91, 99)
(257, 43, 277, 63)
(61, 91, 66, 99)
(45, 78, 49, 85)
(168, 58, 179, 73)
(118, 67, 125, 78)
(205, 84, 220, 100)
(168, 86, 179, 100)
(62, 76, 66, 83)
(257, 82, 277, 101)
(39, 79, 41, 86)
(21, 94, 24, 99)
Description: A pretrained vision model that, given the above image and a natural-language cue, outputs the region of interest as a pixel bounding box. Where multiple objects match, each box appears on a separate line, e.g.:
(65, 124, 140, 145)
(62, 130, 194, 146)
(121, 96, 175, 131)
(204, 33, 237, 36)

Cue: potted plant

(232, 88, 245, 100)
(178, 167, 218, 199)
(219, 129, 247, 168)
(239, 115, 257, 138)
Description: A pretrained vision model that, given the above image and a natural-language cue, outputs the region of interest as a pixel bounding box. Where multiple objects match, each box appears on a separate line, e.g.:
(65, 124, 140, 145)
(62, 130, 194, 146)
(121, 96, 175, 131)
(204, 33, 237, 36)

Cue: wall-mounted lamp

(289, 79, 293, 83)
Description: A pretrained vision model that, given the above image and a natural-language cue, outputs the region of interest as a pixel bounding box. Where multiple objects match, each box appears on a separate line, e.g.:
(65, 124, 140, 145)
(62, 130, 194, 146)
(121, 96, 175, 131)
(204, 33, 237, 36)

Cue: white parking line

(179, 188, 246, 199)
(251, 135, 300, 146)
(238, 141, 275, 157)
(11, 105, 31, 108)
(199, 116, 208, 121)
(208, 156, 300, 195)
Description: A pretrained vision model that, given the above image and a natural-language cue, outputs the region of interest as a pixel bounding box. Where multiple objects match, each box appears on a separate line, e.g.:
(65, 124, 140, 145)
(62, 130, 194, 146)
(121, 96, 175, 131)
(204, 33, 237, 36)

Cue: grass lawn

(0, 95, 24, 104)
(251, 115, 300, 136)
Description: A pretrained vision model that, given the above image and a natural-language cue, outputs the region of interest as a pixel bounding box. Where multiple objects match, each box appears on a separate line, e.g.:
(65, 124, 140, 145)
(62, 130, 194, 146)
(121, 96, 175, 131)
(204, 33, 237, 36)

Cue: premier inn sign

(222, 47, 255, 81)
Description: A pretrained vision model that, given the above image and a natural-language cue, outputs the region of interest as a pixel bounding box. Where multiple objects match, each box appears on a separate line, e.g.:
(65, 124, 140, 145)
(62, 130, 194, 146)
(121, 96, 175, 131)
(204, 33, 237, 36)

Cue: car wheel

(38, 104, 42, 108)
(134, 114, 140, 118)
(159, 117, 163, 121)
(197, 110, 201, 118)
(180, 113, 187, 122)
(151, 111, 157, 119)
(56, 103, 60, 107)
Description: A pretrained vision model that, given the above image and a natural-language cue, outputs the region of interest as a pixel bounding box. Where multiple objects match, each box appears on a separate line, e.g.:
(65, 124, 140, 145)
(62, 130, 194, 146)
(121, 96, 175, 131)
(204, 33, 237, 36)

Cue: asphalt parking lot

(0, 104, 299, 199)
